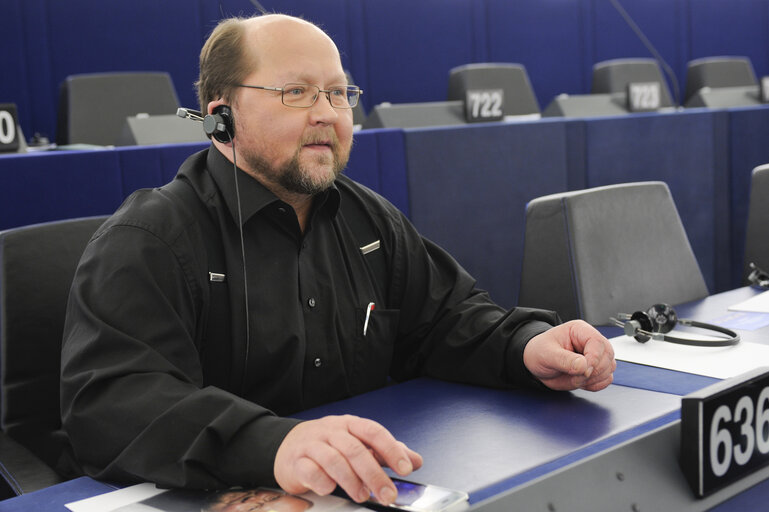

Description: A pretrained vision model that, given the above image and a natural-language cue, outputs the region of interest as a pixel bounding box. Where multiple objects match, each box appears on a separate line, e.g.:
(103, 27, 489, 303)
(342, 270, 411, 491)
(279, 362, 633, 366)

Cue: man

(60, 13, 615, 509)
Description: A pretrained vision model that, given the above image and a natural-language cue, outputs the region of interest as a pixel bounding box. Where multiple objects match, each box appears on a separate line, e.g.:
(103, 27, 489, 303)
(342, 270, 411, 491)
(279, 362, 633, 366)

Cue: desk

(1, 239, 769, 510)
(3, 287, 769, 511)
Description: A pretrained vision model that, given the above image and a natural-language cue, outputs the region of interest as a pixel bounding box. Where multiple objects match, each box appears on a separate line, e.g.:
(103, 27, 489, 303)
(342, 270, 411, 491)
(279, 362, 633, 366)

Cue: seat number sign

(626, 82, 661, 112)
(681, 367, 769, 497)
(465, 89, 504, 122)
(0, 103, 19, 152)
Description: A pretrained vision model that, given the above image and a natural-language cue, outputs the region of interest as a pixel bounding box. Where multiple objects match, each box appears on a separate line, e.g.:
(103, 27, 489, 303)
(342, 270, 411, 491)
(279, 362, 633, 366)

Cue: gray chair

(56, 71, 180, 146)
(0, 216, 108, 497)
(743, 164, 769, 285)
(518, 182, 708, 325)
(591, 58, 674, 108)
(684, 56, 758, 106)
(447, 63, 540, 117)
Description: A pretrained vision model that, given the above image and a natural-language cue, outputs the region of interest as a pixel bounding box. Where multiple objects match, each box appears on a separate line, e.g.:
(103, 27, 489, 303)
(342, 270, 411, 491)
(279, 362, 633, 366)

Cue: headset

(177, 104, 252, 392)
(176, 105, 234, 143)
(609, 303, 740, 347)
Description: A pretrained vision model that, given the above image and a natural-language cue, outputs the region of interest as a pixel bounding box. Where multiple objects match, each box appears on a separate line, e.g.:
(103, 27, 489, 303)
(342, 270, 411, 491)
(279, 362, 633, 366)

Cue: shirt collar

(205, 145, 341, 226)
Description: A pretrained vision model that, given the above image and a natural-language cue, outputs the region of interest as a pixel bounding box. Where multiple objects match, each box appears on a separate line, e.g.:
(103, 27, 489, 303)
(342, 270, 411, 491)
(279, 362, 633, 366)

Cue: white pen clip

(363, 302, 375, 336)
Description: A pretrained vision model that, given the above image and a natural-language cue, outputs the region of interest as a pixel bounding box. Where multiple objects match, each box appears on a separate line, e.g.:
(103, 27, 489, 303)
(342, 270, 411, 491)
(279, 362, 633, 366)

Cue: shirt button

(308, 297, 316, 308)
(277, 206, 287, 214)
(314, 358, 322, 368)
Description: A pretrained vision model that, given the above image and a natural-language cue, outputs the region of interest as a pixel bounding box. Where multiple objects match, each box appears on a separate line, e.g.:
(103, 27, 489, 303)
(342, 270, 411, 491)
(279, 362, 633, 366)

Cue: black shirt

(60, 146, 558, 489)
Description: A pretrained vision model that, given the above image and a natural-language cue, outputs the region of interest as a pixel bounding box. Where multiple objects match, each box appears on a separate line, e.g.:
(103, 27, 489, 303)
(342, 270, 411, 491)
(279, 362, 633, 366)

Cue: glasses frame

(237, 83, 363, 109)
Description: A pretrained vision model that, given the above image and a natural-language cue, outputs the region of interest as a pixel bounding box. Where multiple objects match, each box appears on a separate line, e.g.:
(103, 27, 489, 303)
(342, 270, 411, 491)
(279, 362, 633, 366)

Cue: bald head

(196, 14, 342, 112)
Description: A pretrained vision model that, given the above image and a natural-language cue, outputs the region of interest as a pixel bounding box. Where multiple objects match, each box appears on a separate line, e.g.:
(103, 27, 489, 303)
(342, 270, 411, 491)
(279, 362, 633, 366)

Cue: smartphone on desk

(359, 478, 469, 512)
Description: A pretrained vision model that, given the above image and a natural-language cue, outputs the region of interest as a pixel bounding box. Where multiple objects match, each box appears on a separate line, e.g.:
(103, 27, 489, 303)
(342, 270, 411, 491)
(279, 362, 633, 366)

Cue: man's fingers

(347, 417, 419, 477)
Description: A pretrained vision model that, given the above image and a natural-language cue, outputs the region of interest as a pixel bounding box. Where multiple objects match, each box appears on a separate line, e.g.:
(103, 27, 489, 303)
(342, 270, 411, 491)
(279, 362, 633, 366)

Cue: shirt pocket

(350, 307, 400, 394)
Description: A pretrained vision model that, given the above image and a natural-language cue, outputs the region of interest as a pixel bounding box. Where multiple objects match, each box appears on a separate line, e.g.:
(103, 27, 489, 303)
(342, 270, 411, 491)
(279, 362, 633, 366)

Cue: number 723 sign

(681, 367, 769, 497)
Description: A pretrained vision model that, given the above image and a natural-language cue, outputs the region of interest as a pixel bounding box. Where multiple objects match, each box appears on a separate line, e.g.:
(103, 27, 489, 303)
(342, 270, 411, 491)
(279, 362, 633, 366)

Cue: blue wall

(2, 0, 769, 141)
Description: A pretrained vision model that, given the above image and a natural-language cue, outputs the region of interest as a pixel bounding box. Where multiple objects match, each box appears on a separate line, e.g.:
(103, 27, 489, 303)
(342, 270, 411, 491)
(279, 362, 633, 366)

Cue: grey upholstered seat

(56, 71, 180, 146)
(518, 182, 708, 325)
(684, 56, 757, 106)
(447, 63, 540, 116)
(591, 58, 674, 108)
(0, 216, 108, 497)
(743, 163, 769, 285)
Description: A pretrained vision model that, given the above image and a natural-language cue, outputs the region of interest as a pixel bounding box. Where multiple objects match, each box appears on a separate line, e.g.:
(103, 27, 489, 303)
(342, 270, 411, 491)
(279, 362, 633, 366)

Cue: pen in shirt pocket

(363, 302, 375, 336)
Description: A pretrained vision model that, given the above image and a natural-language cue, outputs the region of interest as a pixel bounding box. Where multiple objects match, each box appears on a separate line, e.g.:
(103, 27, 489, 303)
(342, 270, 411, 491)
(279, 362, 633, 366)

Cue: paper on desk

(728, 289, 769, 312)
(610, 336, 769, 379)
(66, 482, 369, 512)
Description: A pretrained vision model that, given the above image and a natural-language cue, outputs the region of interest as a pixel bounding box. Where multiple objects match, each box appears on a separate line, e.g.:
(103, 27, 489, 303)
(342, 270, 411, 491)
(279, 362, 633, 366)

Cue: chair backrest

(56, 71, 180, 146)
(684, 56, 758, 105)
(518, 182, 708, 325)
(0, 216, 107, 470)
(591, 58, 674, 108)
(743, 163, 769, 285)
(447, 63, 540, 116)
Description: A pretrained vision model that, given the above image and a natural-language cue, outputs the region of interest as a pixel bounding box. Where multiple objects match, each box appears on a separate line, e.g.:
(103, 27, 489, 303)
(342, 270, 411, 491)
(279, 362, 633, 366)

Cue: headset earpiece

(204, 105, 234, 143)
(610, 303, 739, 347)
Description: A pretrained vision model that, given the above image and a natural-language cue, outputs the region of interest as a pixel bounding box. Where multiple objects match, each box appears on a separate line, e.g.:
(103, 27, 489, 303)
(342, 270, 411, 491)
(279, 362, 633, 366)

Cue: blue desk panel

(403, 119, 574, 308)
(294, 378, 680, 503)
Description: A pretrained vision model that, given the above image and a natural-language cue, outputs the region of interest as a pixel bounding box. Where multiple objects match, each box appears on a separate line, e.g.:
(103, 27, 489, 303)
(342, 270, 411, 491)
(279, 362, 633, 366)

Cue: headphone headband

(610, 303, 740, 347)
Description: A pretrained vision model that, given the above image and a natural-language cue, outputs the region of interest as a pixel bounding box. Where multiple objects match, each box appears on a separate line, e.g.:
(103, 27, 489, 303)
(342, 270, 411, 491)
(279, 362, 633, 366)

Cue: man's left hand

(523, 320, 616, 391)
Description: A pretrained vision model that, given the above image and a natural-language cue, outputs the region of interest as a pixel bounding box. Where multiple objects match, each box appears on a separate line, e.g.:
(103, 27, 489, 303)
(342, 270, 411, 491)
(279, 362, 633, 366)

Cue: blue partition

(0, 150, 123, 230)
(403, 119, 575, 308)
(485, 0, 587, 105)
(686, 0, 769, 79)
(727, 105, 769, 287)
(580, 110, 731, 294)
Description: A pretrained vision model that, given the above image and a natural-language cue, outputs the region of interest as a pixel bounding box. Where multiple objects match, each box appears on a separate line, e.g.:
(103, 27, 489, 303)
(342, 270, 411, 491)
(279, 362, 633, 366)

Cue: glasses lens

(282, 84, 318, 107)
(328, 86, 359, 108)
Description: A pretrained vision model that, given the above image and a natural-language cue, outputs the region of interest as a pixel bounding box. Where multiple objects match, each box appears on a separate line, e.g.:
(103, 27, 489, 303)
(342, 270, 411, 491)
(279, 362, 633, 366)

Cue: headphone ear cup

(203, 105, 234, 143)
(628, 311, 654, 343)
(645, 303, 677, 333)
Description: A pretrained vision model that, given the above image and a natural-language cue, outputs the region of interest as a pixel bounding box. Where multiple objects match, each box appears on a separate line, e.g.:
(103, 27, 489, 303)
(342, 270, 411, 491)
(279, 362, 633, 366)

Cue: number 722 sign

(681, 367, 769, 497)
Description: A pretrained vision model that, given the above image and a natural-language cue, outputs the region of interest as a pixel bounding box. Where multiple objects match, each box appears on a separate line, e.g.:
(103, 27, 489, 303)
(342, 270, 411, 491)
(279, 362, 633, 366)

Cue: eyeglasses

(237, 83, 362, 109)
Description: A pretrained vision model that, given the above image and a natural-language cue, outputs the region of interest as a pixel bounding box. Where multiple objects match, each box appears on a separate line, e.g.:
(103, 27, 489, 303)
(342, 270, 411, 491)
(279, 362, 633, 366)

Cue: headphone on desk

(609, 303, 740, 347)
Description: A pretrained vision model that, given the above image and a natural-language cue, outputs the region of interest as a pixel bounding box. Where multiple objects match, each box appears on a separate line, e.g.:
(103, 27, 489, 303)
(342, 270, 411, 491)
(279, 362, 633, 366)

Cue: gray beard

(241, 145, 348, 196)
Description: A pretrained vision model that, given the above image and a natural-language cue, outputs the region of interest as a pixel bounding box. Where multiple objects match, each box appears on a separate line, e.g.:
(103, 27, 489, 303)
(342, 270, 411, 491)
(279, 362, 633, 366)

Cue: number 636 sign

(681, 367, 769, 497)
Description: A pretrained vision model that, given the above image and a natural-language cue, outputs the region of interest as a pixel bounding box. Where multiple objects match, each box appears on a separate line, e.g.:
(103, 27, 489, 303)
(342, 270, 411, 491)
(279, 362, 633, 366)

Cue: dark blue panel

(294, 378, 681, 501)
(375, 129, 410, 217)
(117, 142, 209, 199)
(344, 130, 380, 192)
(360, 0, 477, 106)
(0, 149, 123, 230)
(728, 106, 769, 288)
(404, 120, 570, 308)
(43, 0, 203, 140)
(485, 0, 587, 105)
(590, 0, 686, 105)
(0, 0, 32, 135)
(582, 110, 730, 293)
(687, 0, 769, 79)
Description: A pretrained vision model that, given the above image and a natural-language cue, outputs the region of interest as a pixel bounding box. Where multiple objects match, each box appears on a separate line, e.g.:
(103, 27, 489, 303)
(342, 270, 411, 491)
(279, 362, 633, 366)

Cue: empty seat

(56, 71, 180, 146)
(518, 182, 708, 325)
(743, 163, 769, 285)
(684, 56, 758, 106)
(447, 63, 540, 118)
(591, 58, 674, 108)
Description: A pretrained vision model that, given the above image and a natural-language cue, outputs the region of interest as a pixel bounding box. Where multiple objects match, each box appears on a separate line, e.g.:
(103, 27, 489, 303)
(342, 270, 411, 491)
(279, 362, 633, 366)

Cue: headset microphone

(610, 303, 740, 347)
(177, 105, 234, 143)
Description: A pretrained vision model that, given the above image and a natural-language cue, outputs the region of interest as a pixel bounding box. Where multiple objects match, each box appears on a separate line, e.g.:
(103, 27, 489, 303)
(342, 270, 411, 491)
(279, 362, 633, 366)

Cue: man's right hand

(274, 415, 423, 506)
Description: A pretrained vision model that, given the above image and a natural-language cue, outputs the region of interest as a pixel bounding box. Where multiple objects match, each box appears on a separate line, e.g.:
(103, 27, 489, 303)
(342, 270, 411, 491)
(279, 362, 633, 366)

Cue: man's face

(207, 489, 312, 512)
(229, 19, 354, 196)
